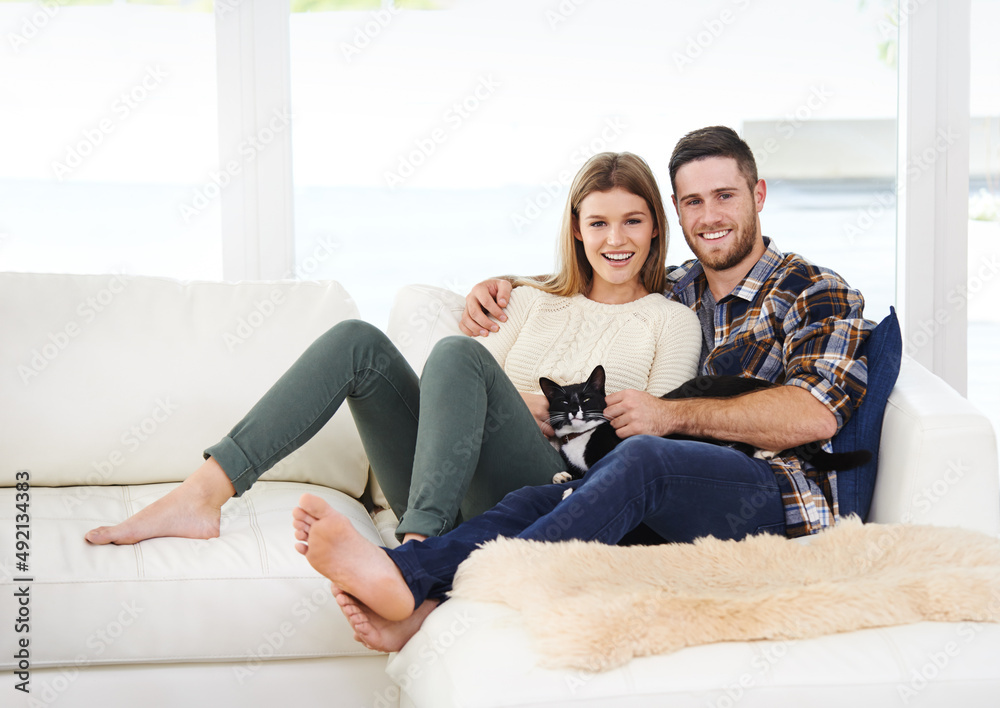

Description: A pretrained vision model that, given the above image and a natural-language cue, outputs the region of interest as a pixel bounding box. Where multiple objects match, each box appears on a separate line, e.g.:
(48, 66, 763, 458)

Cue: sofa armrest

(869, 356, 1000, 534)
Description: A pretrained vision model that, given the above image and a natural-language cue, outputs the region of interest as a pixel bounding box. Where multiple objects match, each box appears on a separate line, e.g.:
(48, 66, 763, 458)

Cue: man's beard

(684, 209, 758, 272)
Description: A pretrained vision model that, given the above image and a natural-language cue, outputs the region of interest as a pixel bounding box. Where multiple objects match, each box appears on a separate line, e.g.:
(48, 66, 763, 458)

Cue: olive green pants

(205, 320, 565, 538)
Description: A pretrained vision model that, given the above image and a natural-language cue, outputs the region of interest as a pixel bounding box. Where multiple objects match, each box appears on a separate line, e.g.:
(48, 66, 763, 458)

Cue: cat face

(539, 365, 608, 437)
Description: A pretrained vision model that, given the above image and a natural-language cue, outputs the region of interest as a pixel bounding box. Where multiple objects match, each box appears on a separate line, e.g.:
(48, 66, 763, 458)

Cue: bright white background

(0, 0, 996, 439)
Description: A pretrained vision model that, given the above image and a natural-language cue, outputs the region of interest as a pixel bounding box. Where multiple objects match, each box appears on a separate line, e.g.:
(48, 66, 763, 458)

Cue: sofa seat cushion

(0, 481, 381, 670)
(389, 599, 1000, 708)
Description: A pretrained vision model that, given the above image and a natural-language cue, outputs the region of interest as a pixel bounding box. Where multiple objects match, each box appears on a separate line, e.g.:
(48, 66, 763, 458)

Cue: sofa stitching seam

(245, 496, 268, 575)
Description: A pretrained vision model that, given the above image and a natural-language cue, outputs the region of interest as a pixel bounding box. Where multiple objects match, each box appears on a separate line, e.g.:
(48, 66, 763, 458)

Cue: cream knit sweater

(479, 286, 702, 397)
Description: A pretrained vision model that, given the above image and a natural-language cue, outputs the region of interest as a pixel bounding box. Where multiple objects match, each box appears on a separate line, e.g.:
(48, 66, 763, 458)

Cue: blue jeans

(387, 435, 787, 604)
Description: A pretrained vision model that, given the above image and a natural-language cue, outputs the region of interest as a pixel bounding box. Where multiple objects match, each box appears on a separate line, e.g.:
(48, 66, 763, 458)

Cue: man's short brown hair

(668, 126, 759, 196)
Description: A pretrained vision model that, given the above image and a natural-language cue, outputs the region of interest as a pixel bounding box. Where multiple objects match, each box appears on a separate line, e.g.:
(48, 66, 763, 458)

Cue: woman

(85, 152, 701, 546)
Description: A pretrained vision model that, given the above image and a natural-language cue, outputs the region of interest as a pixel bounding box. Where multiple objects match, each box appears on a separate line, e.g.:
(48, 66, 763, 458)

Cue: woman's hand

(520, 392, 555, 438)
(460, 279, 513, 337)
(604, 389, 671, 438)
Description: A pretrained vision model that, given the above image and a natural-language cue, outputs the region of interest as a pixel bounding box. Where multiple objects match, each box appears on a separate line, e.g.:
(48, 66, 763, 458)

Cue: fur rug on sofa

(449, 518, 1000, 671)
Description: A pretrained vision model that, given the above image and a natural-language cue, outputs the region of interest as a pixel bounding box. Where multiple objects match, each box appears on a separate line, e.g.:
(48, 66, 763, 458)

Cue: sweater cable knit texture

(479, 286, 702, 397)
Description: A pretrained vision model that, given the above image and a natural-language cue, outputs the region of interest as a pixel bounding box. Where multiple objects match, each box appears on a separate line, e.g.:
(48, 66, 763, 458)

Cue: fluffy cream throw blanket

(449, 518, 1000, 671)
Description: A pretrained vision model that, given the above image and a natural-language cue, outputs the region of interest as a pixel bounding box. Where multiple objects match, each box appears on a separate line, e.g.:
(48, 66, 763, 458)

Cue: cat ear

(587, 365, 606, 393)
(538, 377, 561, 401)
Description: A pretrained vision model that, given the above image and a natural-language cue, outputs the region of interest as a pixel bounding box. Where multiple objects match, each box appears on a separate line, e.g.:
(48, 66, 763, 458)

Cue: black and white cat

(540, 365, 870, 486)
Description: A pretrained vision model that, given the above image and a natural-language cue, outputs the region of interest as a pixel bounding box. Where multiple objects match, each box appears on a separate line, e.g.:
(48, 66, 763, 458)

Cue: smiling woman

(574, 188, 657, 304)
(520, 151, 669, 303)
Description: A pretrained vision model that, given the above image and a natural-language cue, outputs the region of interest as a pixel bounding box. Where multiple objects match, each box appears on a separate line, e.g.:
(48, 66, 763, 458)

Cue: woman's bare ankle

(84, 457, 236, 545)
(189, 458, 237, 506)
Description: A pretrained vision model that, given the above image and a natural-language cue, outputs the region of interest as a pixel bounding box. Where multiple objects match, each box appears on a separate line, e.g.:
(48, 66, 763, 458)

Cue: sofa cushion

(0, 273, 369, 497)
(832, 307, 902, 520)
(389, 598, 1000, 708)
(386, 284, 467, 373)
(0, 482, 382, 671)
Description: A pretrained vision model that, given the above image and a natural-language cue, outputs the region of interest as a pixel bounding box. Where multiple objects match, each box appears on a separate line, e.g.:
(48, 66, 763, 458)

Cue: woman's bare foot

(293, 493, 415, 622)
(336, 592, 438, 653)
(84, 459, 235, 545)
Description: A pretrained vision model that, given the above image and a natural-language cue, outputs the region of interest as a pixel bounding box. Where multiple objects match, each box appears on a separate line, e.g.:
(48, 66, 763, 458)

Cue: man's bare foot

(337, 592, 438, 652)
(84, 459, 235, 545)
(293, 493, 415, 622)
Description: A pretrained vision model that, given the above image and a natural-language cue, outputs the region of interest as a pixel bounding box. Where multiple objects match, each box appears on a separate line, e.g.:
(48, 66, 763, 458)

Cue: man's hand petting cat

(604, 389, 672, 438)
(460, 279, 512, 337)
(520, 391, 555, 438)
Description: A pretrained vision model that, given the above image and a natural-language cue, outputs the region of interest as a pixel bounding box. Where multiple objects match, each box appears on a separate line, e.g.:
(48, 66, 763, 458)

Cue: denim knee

(614, 435, 668, 458)
(317, 319, 401, 366)
(591, 436, 667, 477)
(427, 335, 488, 364)
(423, 336, 494, 381)
(326, 318, 384, 346)
(582, 436, 702, 491)
(496, 483, 565, 518)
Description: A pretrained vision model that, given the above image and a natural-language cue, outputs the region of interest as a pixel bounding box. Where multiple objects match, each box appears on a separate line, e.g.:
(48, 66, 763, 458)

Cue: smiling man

(673, 147, 766, 285)
(650, 125, 870, 536)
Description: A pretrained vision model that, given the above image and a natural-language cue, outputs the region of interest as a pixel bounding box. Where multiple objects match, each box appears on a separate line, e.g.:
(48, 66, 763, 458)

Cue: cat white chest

(560, 428, 597, 470)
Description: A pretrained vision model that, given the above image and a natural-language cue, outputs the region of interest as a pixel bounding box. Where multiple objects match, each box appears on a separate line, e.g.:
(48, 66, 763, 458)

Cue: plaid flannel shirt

(665, 238, 872, 537)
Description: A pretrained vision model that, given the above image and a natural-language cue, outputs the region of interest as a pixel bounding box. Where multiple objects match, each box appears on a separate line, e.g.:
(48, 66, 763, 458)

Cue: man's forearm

(460, 275, 553, 337)
(661, 385, 838, 451)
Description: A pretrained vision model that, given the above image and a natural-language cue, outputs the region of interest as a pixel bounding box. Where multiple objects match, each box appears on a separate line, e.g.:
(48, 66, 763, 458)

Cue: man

(294, 125, 871, 651)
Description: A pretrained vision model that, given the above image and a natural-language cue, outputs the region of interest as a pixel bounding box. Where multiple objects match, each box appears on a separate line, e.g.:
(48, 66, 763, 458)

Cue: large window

(2, 0, 995, 444)
(290, 0, 898, 329)
(967, 0, 1000, 446)
(0, 0, 221, 279)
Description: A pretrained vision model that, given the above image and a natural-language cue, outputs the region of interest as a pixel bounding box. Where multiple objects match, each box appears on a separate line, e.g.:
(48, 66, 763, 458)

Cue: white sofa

(2, 273, 999, 708)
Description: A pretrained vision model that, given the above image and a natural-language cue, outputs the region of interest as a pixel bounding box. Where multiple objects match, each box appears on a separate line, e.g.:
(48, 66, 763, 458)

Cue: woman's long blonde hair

(519, 152, 668, 297)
